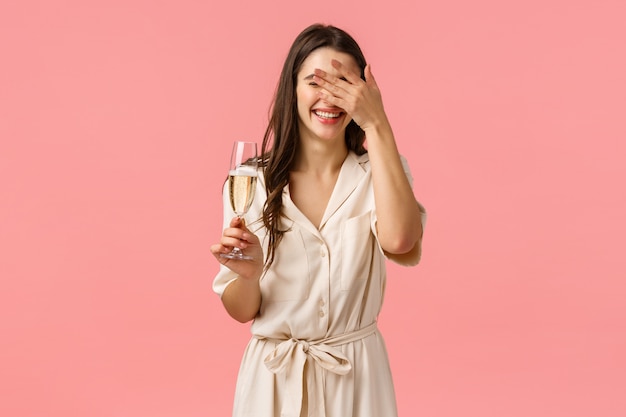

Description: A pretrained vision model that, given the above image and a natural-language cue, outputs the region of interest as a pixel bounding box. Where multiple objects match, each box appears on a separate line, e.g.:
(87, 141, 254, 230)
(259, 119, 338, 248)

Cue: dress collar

(281, 151, 369, 236)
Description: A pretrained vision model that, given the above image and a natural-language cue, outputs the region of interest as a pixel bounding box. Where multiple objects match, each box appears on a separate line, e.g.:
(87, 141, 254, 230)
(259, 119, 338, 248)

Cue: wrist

(363, 119, 393, 141)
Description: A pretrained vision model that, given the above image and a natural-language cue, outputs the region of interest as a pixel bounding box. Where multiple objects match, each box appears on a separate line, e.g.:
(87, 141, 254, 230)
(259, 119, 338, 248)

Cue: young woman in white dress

(211, 23, 426, 417)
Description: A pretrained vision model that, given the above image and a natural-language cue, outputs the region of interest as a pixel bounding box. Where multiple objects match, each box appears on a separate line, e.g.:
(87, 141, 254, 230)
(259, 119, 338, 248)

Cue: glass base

(220, 248, 253, 260)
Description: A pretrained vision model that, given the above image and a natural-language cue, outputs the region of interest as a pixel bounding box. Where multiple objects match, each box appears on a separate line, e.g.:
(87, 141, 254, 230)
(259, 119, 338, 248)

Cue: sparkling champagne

(228, 168, 257, 215)
(221, 141, 258, 261)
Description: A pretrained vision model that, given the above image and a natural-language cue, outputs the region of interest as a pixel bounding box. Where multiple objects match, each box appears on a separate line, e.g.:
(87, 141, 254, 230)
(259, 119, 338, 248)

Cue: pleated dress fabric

(213, 151, 426, 417)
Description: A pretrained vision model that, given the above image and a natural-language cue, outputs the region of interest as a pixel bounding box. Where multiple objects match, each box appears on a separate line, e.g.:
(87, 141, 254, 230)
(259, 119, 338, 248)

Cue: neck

(292, 140, 349, 175)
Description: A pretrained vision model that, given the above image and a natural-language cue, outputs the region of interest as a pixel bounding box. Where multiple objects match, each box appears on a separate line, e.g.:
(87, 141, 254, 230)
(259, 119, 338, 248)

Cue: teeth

(314, 110, 341, 119)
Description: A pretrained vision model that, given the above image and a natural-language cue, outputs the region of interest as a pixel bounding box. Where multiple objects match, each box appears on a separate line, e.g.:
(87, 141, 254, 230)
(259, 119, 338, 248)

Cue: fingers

(311, 60, 385, 130)
(212, 217, 265, 276)
(313, 71, 352, 98)
(231, 218, 259, 241)
(316, 89, 348, 112)
(364, 63, 375, 85)
(331, 59, 363, 84)
(210, 226, 256, 263)
(314, 70, 358, 89)
(313, 60, 362, 93)
(210, 243, 231, 257)
(222, 228, 251, 247)
(218, 217, 259, 250)
(312, 60, 376, 107)
(229, 216, 243, 228)
(312, 70, 356, 112)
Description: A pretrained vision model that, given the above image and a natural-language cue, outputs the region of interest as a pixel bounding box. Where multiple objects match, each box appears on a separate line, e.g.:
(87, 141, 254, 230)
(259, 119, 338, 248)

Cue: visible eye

(308, 82, 318, 87)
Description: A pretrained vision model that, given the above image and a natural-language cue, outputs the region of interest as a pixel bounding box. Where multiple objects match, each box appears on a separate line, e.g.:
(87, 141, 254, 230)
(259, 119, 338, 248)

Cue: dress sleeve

(371, 155, 427, 267)
(212, 182, 239, 298)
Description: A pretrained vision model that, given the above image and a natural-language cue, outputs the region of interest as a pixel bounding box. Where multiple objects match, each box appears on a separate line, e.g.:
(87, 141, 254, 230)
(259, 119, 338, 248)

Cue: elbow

(232, 314, 255, 324)
(382, 234, 419, 255)
(380, 221, 423, 255)
(223, 298, 259, 323)
(378, 216, 423, 255)
(382, 235, 423, 267)
(227, 309, 258, 323)
(221, 280, 261, 323)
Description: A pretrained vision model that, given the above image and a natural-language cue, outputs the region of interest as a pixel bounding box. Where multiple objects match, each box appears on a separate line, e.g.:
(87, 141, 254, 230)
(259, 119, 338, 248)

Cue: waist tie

(255, 322, 378, 417)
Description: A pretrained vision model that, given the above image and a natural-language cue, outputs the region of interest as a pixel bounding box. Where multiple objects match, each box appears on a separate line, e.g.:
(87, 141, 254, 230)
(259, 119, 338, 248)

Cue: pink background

(1, 1, 625, 416)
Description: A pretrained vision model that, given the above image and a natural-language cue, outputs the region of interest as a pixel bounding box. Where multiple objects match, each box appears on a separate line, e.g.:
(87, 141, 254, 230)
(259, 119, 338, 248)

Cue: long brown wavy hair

(260, 24, 368, 269)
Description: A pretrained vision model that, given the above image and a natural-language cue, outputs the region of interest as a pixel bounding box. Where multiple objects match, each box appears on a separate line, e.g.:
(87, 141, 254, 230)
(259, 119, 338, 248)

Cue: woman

(211, 23, 426, 417)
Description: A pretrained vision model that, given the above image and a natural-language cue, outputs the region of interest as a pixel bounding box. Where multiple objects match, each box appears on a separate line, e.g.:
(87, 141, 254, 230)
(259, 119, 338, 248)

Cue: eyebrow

(303, 74, 348, 81)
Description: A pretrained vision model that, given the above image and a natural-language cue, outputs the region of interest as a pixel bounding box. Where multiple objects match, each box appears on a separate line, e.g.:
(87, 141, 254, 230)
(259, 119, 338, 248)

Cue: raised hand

(313, 60, 389, 132)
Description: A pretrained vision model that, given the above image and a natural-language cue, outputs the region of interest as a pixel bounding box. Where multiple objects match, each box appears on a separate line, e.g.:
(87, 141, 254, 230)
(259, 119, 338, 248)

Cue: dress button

(319, 299, 325, 306)
(320, 247, 326, 257)
(319, 311, 325, 317)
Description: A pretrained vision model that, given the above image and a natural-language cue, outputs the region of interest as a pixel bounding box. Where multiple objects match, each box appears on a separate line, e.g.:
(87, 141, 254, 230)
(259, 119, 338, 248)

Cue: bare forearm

(221, 277, 261, 323)
(310, 60, 422, 254)
(365, 123, 423, 254)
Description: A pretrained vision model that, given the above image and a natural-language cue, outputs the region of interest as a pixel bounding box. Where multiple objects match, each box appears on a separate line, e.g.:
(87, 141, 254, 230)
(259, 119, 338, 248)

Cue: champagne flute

(220, 141, 258, 260)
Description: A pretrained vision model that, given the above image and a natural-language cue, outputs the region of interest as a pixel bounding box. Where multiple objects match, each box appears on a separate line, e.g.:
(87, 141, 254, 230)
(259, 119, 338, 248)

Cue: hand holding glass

(220, 141, 258, 260)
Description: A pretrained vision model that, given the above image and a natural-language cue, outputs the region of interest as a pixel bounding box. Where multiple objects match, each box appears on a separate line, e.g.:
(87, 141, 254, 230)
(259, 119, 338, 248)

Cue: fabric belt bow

(256, 322, 378, 417)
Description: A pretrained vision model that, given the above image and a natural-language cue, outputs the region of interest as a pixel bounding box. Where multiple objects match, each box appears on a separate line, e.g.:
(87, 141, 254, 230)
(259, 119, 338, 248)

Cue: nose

(318, 96, 338, 108)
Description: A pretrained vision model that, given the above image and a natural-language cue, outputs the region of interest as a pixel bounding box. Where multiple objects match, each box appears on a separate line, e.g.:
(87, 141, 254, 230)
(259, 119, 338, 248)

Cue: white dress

(213, 151, 426, 417)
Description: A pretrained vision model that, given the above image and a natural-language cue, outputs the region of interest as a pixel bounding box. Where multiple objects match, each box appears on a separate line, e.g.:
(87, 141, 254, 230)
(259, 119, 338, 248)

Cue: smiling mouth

(313, 110, 343, 119)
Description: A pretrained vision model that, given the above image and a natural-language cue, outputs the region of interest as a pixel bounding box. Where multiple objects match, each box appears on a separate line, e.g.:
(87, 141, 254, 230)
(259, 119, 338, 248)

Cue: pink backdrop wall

(1, 1, 624, 416)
